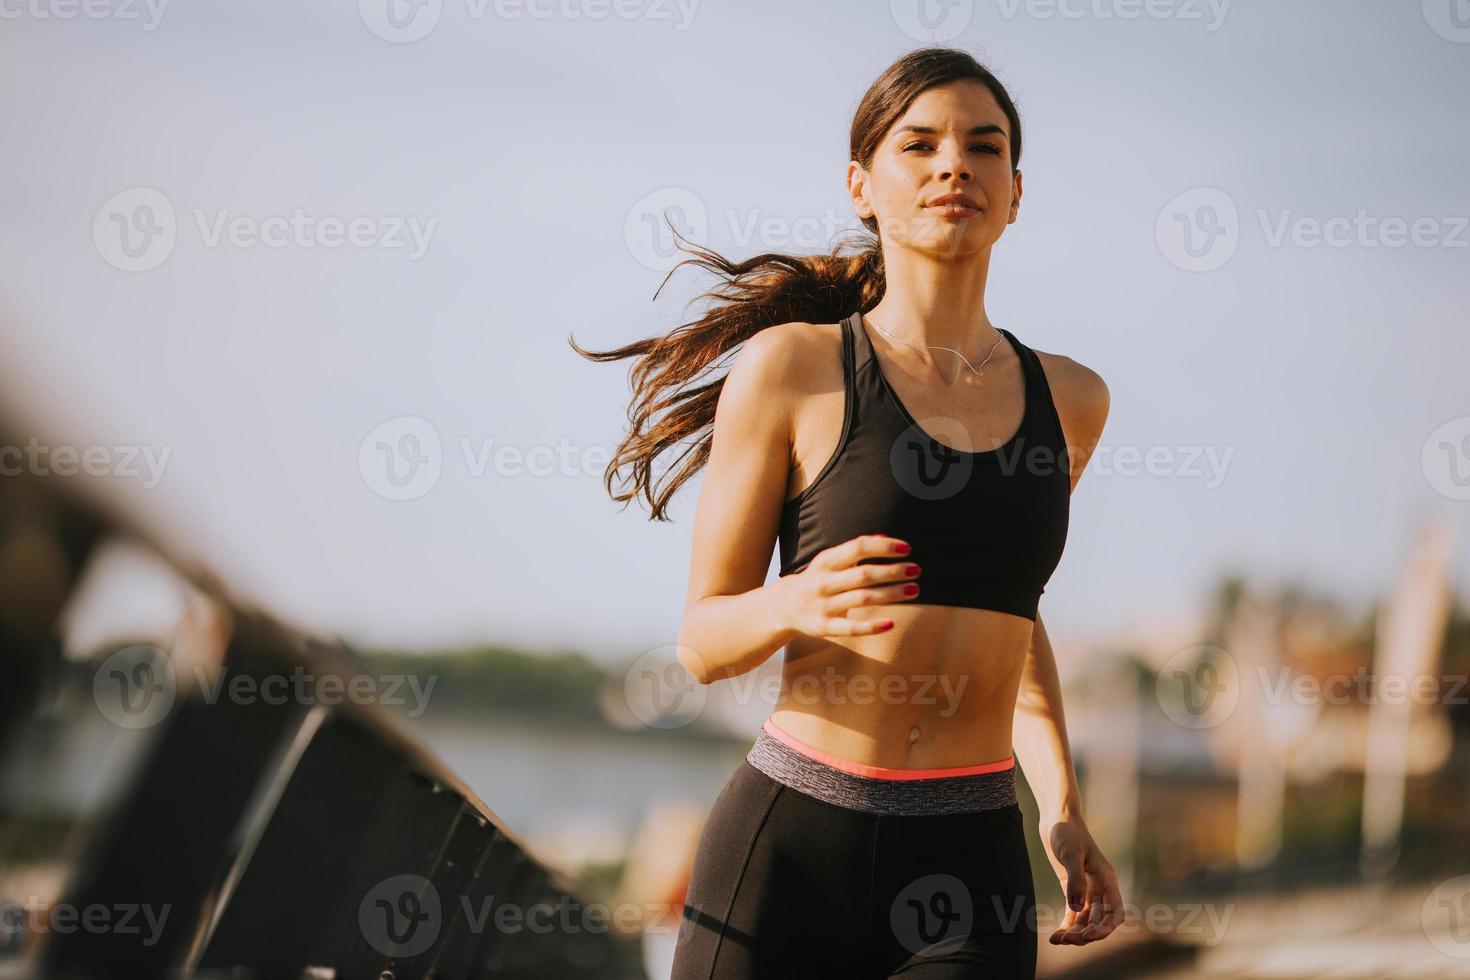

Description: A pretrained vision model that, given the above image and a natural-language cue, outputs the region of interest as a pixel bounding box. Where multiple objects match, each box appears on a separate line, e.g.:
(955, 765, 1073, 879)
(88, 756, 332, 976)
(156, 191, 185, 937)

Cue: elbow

(674, 625, 714, 686)
(677, 646, 713, 686)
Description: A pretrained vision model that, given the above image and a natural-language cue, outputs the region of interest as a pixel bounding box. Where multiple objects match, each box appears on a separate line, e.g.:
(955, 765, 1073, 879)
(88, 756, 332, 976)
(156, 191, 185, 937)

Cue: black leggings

(670, 759, 1038, 978)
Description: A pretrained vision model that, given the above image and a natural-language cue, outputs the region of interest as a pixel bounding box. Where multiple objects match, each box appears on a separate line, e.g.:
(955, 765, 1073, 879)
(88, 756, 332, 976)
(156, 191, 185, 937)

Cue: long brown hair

(569, 46, 1023, 521)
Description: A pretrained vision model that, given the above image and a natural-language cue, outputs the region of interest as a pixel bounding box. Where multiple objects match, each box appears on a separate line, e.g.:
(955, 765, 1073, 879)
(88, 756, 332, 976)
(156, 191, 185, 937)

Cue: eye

(901, 141, 1003, 155)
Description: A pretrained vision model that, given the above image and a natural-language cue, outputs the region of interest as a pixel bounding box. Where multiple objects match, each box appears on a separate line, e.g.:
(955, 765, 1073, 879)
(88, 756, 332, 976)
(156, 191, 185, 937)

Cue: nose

(936, 140, 973, 182)
(938, 157, 972, 182)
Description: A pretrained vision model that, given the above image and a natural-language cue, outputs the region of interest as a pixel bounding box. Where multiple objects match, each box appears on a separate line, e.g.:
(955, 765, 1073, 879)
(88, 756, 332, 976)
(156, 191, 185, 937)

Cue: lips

(927, 193, 981, 209)
(926, 200, 981, 219)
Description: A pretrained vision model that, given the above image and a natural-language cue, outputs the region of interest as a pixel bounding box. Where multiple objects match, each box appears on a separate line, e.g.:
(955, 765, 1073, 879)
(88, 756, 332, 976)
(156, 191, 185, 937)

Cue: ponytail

(569, 224, 883, 522)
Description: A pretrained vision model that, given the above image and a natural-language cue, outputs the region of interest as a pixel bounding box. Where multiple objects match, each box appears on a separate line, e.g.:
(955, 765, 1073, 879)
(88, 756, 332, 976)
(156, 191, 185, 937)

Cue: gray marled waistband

(744, 727, 1018, 816)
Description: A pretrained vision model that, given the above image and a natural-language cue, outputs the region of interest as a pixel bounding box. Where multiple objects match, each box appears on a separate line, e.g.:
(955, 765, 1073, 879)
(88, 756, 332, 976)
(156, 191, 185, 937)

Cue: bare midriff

(771, 602, 1034, 771)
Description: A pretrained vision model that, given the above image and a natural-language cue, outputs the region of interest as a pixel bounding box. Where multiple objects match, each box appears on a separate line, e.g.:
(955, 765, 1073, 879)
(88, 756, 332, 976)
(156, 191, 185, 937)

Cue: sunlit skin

(844, 79, 1122, 945)
(679, 79, 1121, 945)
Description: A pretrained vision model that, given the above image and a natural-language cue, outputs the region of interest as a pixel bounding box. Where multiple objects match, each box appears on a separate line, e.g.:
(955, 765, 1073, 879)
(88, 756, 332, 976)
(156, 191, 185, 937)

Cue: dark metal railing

(0, 427, 648, 979)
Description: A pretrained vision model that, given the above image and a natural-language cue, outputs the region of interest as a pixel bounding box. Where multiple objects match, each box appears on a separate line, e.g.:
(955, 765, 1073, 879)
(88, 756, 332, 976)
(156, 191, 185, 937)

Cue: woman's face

(851, 80, 1021, 259)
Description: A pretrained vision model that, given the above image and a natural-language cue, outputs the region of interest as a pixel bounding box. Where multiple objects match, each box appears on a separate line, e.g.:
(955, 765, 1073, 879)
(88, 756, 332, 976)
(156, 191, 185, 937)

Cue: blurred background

(2, 1, 1468, 977)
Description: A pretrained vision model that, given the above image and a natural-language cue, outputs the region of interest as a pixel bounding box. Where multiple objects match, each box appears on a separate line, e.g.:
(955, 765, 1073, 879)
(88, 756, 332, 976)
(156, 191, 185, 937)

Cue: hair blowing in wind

(568, 46, 1023, 522)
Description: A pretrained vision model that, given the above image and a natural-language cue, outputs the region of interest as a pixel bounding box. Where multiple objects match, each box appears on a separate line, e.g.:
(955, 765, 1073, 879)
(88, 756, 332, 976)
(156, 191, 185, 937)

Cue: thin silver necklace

(862, 313, 1008, 379)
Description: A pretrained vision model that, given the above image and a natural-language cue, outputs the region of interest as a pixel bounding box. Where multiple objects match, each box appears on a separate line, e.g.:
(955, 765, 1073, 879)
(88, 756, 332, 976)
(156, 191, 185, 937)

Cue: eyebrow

(895, 124, 1008, 140)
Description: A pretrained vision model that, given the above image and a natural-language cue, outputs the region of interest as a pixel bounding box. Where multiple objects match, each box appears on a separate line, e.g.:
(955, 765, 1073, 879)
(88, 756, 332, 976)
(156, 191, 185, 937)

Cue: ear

(847, 160, 874, 220)
(1008, 168, 1023, 225)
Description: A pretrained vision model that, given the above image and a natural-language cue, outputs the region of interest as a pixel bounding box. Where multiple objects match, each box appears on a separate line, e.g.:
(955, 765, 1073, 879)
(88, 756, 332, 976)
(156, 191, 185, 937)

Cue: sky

(1, 0, 1467, 661)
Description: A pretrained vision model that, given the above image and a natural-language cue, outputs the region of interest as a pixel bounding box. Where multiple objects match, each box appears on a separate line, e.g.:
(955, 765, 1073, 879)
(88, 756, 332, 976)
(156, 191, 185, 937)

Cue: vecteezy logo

(1423, 0, 1470, 43)
(358, 415, 443, 501)
(1422, 416, 1470, 501)
(624, 645, 707, 729)
(890, 419, 975, 502)
(890, 874, 973, 957)
(623, 188, 709, 272)
(1422, 874, 1470, 959)
(889, 0, 974, 42)
(359, 0, 443, 43)
(93, 644, 177, 729)
(1156, 644, 1238, 729)
(93, 187, 177, 272)
(359, 874, 441, 957)
(1156, 187, 1239, 272)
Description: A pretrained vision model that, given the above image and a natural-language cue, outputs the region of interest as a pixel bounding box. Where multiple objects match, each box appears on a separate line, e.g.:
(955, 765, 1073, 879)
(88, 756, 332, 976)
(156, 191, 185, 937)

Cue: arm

(1012, 613, 1082, 823)
(1014, 353, 1109, 809)
(1018, 353, 1121, 944)
(675, 327, 801, 685)
(1020, 622, 1124, 946)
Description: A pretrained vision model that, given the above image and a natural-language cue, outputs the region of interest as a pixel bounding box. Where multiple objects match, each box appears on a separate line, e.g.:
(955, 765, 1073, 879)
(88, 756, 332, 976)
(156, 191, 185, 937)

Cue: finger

(1097, 872, 1126, 933)
(1079, 873, 1123, 941)
(820, 615, 895, 637)
(824, 559, 921, 596)
(1085, 879, 1107, 930)
(1093, 875, 1123, 928)
(824, 533, 910, 570)
(806, 589, 901, 637)
(1048, 906, 1079, 944)
(827, 582, 921, 614)
(1059, 855, 1086, 915)
(1059, 887, 1102, 944)
(1061, 903, 1093, 944)
(1065, 873, 1104, 941)
(1103, 874, 1125, 926)
(1077, 904, 1108, 943)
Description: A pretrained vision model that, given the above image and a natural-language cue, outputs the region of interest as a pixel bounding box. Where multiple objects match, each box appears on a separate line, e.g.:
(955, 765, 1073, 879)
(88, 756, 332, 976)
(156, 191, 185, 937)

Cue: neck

(862, 249, 1002, 366)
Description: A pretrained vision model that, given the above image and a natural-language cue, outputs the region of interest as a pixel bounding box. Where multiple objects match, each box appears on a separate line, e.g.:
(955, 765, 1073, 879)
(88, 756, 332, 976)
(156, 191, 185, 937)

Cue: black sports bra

(776, 310, 1071, 621)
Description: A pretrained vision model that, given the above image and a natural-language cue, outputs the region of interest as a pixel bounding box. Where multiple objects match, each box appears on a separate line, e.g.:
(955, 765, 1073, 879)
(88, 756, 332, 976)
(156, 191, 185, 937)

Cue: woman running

(575, 46, 1122, 979)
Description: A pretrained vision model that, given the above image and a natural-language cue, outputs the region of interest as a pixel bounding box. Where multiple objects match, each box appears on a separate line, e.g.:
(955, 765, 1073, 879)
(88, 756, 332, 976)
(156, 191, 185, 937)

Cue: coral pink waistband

(760, 719, 1015, 781)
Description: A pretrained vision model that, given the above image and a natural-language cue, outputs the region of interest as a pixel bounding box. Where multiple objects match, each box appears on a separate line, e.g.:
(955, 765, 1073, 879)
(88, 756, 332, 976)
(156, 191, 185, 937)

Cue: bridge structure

(0, 425, 649, 979)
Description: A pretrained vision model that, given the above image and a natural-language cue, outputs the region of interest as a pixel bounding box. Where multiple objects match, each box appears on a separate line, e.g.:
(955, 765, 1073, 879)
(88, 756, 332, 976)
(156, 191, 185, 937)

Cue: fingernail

(904, 564, 920, 576)
(894, 542, 910, 554)
(903, 584, 918, 596)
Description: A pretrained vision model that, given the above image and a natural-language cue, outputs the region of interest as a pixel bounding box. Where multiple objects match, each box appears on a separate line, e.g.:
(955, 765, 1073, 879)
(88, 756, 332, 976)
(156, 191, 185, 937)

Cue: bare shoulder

(717, 319, 841, 434)
(742, 319, 839, 366)
(727, 319, 842, 399)
(1031, 345, 1111, 447)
